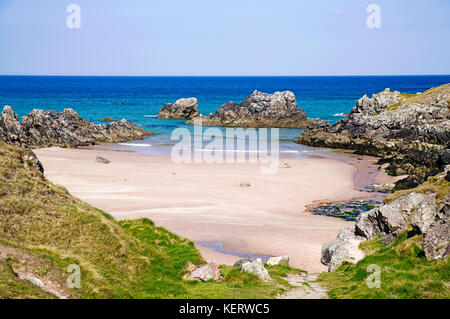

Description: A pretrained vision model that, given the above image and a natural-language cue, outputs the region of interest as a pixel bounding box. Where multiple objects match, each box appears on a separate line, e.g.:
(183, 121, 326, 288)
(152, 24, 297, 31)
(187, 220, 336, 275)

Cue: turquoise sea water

(1, 75, 449, 155)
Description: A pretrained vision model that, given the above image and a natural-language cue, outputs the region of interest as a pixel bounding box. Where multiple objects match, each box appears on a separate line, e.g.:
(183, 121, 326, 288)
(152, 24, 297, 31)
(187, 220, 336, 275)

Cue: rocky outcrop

(188, 90, 313, 128)
(321, 228, 365, 272)
(298, 84, 450, 185)
(355, 192, 436, 240)
(158, 97, 199, 119)
(233, 258, 271, 281)
(185, 262, 222, 281)
(0, 106, 154, 148)
(423, 195, 449, 259)
(322, 182, 449, 271)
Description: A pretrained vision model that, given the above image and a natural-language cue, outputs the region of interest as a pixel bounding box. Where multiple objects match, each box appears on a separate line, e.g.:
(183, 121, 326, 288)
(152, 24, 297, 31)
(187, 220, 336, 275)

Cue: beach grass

(0, 142, 297, 299)
(317, 229, 450, 299)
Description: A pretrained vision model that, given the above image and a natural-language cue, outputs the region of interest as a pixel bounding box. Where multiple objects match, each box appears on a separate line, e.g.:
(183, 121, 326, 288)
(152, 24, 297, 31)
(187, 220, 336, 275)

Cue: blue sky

(0, 0, 449, 76)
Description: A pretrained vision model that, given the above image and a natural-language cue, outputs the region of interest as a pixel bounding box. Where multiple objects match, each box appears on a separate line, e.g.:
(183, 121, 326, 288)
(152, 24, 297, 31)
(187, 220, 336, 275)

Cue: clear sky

(0, 0, 449, 76)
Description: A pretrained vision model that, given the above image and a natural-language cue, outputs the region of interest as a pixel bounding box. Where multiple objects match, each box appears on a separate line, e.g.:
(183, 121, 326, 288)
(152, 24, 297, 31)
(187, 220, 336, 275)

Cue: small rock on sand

(95, 156, 111, 164)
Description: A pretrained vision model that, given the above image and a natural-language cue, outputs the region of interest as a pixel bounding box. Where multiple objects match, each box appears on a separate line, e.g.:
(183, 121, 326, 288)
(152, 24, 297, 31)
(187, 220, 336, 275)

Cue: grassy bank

(317, 229, 449, 299)
(0, 142, 299, 298)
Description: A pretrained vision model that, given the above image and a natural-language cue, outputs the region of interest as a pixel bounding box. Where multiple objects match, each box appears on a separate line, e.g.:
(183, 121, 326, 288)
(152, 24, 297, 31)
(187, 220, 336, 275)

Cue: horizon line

(1, 74, 450, 77)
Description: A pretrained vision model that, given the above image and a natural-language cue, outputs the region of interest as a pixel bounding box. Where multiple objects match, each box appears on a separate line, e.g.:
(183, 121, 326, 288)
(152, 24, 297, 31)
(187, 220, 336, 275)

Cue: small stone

(233, 258, 271, 281)
(240, 182, 251, 188)
(185, 262, 221, 281)
(95, 156, 111, 164)
(267, 256, 289, 267)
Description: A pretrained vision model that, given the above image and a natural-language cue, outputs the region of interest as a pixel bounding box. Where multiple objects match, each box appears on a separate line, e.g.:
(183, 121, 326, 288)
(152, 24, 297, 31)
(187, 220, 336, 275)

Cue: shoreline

(33, 144, 390, 273)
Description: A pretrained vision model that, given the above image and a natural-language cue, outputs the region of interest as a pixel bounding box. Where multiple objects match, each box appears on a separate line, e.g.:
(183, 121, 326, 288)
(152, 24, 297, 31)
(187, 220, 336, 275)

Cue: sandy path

(34, 147, 369, 272)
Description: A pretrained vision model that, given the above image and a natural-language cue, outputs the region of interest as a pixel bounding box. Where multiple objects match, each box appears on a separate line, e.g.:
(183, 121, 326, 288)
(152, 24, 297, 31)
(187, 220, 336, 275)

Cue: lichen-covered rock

(267, 256, 289, 267)
(355, 192, 437, 239)
(185, 262, 222, 281)
(233, 258, 271, 281)
(189, 90, 311, 128)
(0, 106, 154, 148)
(158, 97, 199, 119)
(321, 228, 365, 272)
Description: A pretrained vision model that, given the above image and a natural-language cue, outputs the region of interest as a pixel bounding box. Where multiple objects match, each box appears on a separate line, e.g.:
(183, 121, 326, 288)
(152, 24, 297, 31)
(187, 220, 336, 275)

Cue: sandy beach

(35, 147, 376, 272)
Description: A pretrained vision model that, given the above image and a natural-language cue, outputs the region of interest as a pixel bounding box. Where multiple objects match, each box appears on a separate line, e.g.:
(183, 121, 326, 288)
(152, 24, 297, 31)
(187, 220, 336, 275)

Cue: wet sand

(34, 147, 379, 272)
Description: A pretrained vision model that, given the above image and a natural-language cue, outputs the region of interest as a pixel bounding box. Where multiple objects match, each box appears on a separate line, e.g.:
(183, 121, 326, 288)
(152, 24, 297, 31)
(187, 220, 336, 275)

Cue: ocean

(1, 75, 449, 156)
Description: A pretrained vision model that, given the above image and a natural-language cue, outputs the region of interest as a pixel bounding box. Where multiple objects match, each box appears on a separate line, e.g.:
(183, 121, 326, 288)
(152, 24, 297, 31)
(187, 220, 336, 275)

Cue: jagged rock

(321, 227, 365, 272)
(239, 181, 251, 188)
(267, 256, 289, 266)
(395, 176, 421, 190)
(298, 84, 450, 179)
(158, 97, 199, 119)
(233, 258, 271, 281)
(0, 106, 154, 148)
(355, 193, 437, 239)
(188, 90, 311, 128)
(423, 195, 449, 259)
(185, 262, 222, 281)
(95, 156, 111, 164)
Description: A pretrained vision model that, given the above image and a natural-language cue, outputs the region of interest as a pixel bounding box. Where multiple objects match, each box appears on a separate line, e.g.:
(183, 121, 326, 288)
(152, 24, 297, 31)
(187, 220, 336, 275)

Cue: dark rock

(100, 117, 114, 122)
(395, 176, 421, 190)
(158, 97, 199, 119)
(0, 106, 155, 148)
(189, 90, 311, 128)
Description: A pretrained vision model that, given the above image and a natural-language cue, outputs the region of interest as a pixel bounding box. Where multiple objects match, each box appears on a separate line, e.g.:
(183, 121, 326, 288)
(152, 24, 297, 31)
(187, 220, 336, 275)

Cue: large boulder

(0, 106, 154, 148)
(321, 228, 365, 272)
(355, 192, 436, 240)
(158, 97, 199, 119)
(189, 91, 310, 128)
(233, 258, 271, 281)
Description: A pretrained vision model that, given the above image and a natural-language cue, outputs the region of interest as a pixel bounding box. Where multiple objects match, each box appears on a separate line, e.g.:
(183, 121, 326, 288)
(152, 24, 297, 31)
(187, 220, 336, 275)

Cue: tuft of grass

(318, 230, 449, 299)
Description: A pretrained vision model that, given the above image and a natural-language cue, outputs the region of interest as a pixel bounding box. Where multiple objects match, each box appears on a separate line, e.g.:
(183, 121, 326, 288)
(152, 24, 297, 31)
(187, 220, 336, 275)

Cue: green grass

(318, 229, 450, 299)
(0, 142, 301, 298)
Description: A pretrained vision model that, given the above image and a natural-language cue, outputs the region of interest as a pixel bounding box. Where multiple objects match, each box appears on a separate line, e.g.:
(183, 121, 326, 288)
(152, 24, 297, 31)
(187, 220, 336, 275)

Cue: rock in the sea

(158, 97, 199, 119)
(266, 256, 289, 267)
(188, 90, 311, 128)
(233, 258, 271, 281)
(100, 116, 114, 122)
(297, 84, 450, 181)
(321, 227, 365, 272)
(0, 106, 154, 148)
(185, 262, 222, 281)
(95, 156, 111, 164)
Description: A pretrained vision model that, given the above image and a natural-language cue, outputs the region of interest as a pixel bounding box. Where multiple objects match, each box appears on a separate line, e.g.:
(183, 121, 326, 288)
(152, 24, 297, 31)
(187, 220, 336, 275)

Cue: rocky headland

(187, 90, 317, 128)
(0, 105, 154, 148)
(298, 84, 450, 189)
(158, 97, 200, 119)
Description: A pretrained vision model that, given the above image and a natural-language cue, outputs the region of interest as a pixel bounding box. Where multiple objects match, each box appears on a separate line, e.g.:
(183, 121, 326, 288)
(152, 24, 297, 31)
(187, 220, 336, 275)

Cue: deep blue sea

(1, 75, 449, 155)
